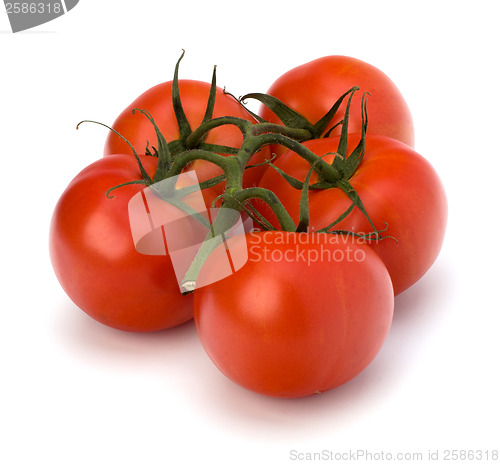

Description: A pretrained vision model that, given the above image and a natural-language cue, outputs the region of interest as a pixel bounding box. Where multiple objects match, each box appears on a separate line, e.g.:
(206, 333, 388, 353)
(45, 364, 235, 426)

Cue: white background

(1, 1, 499, 463)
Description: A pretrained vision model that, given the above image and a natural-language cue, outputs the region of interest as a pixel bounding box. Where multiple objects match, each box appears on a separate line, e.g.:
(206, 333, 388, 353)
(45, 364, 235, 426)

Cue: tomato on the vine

(104, 79, 270, 193)
(259, 55, 414, 157)
(193, 231, 394, 398)
(50, 154, 217, 332)
(256, 135, 447, 295)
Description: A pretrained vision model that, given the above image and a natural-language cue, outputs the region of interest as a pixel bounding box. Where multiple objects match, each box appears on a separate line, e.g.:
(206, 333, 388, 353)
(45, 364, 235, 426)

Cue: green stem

(239, 133, 342, 183)
(185, 116, 254, 149)
(167, 148, 240, 186)
(180, 202, 242, 293)
(233, 187, 296, 232)
(186, 117, 313, 156)
(179, 186, 296, 293)
(251, 123, 312, 141)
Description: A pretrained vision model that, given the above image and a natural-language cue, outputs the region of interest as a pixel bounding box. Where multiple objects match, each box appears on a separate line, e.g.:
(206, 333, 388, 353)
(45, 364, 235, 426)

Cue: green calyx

(140, 50, 245, 162)
(255, 89, 387, 241)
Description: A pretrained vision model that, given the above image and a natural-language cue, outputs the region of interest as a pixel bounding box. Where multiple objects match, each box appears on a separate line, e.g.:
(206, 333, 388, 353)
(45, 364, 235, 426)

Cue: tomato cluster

(50, 53, 447, 398)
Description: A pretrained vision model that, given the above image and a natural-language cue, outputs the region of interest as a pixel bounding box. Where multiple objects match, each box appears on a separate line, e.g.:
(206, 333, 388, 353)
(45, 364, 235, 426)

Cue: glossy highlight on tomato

(260, 55, 414, 157)
(50, 155, 216, 332)
(194, 231, 394, 398)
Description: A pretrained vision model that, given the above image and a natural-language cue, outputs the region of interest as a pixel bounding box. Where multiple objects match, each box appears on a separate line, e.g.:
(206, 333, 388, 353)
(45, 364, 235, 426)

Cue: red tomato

(50, 155, 217, 332)
(256, 135, 447, 295)
(104, 80, 270, 192)
(260, 55, 414, 157)
(194, 231, 394, 398)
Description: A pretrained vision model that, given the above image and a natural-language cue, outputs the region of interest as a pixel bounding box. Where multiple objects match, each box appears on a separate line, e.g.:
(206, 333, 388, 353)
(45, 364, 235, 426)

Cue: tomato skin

(103, 79, 269, 192)
(49, 155, 210, 332)
(261, 55, 414, 156)
(256, 135, 447, 295)
(193, 231, 394, 398)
